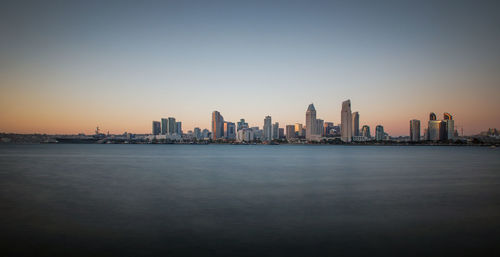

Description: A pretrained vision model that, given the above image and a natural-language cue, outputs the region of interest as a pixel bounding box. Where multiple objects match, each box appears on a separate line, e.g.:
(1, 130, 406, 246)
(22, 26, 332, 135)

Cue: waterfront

(1, 145, 500, 256)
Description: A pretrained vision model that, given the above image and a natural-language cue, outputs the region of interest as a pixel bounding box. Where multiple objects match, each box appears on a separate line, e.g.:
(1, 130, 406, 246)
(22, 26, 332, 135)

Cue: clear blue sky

(1, 0, 499, 135)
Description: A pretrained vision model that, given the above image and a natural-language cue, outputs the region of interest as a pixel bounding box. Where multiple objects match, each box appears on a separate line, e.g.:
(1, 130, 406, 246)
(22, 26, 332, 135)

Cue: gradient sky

(1, 0, 499, 136)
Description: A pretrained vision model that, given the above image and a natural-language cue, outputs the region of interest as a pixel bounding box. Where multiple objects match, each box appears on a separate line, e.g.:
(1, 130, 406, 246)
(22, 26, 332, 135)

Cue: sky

(1, 0, 499, 136)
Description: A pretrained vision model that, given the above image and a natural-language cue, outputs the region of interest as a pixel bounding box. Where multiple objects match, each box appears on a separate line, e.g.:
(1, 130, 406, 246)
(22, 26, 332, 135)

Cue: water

(1, 144, 499, 256)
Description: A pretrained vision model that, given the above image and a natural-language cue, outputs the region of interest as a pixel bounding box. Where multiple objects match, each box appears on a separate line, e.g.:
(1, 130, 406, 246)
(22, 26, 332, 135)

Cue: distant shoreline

(0, 142, 497, 147)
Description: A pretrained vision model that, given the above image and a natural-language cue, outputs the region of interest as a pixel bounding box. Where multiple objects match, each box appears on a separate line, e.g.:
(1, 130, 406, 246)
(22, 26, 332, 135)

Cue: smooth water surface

(1, 145, 499, 256)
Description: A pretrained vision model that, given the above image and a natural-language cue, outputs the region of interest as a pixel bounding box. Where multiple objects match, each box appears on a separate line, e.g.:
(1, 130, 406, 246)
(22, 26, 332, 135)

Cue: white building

(306, 104, 317, 141)
(263, 116, 272, 141)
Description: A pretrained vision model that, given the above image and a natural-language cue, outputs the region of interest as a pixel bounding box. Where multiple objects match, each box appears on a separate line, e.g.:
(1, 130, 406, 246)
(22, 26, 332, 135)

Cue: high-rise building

(323, 122, 334, 136)
(361, 125, 371, 138)
(410, 119, 420, 142)
(237, 128, 254, 142)
(341, 100, 353, 142)
(212, 111, 224, 140)
(161, 118, 168, 135)
(194, 127, 201, 139)
(427, 112, 445, 141)
(352, 112, 360, 137)
(263, 116, 272, 141)
(251, 127, 263, 140)
(375, 125, 384, 141)
(224, 122, 236, 140)
(306, 104, 317, 141)
(152, 121, 161, 135)
(279, 128, 285, 139)
(428, 120, 445, 141)
(443, 113, 454, 140)
(167, 117, 176, 135)
(237, 119, 248, 131)
(295, 123, 304, 137)
(272, 122, 279, 140)
(175, 121, 182, 135)
(315, 119, 324, 136)
(202, 129, 210, 139)
(286, 125, 296, 140)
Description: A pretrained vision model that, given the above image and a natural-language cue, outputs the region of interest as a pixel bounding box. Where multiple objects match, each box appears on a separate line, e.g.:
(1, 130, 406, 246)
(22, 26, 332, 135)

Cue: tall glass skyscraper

(211, 111, 224, 140)
(167, 117, 176, 135)
(161, 118, 168, 135)
(443, 113, 454, 140)
(263, 116, 272, 141)
(352, 112, 360, 137)
(410, 119, 420, 142)
(375, 125, 384, 141)
(152, 121, 161, 135)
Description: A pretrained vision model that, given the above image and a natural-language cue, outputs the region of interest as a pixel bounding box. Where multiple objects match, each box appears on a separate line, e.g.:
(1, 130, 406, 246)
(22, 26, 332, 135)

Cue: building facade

(375, 125, 384, 141)
(306, 104, 317, 141)
(341, 100, 352, 142)
(152, 121, 161, 135)
(161, 118, 168, 135)
(193, 127, 201, 139)
(263, 116, 272, 141)
(286, 125, 296, 140)
(272, 122, 279, 140)
(211, 111, 224, 140)
(237, 119, 248, 131)
(443, 112, 454, 140)
(361, 125, 371, 138)
(410, 119, 420, 142)
(352, 112, 360, 137)
(224, 122, 236, 140)
(176, 121, 182, 135)
(295, 123, 303, 137)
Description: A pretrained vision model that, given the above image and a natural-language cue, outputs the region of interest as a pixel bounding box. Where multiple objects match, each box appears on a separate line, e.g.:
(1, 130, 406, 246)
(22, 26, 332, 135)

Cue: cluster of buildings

(410, 112, 456, 142)
(151, 117, 184, 140)
(150, 100, 457, 143)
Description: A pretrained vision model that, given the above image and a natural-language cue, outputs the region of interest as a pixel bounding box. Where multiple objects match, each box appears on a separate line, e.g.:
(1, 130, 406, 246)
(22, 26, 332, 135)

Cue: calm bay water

(1, 144, 499, 256)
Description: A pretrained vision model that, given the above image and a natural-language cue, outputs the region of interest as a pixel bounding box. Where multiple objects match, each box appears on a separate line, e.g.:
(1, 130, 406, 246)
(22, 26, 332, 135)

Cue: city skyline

(1, 1, 499, 136)
(149, 100, 460, 143)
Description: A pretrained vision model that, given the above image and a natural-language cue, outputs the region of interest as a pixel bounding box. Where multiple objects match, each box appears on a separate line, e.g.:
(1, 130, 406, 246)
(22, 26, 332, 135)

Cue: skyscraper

(224, 122, 236, 140)
(375, 125, 384, 141)
(315, 119, 324, 136)
(410, 119, 420, 142)
(443, 113, 454, 140)
(428, 121, 445, 141)
(279, 128, 285, 139)
(306, 103, 317, 141)
(272, 122, 279, 140)
(193, 127, 201, 139)
(152, 121, 161, 135)
(161, 118, 168, 135)
(263, 116, 272, 141)
(427, 112, 444, 141)
(286, 125, 296, 140)
(352, 112, 360, 137)
(175, 121, 182, 135)
(361, 125, 371, 138)
(341, 100, 352, 142)
(323, 122, 333, 136)
(237, 119, 248, 131)
(212, 111, 224, 140)
(295, 123, 303, 137)
(167, 117, 176, 135)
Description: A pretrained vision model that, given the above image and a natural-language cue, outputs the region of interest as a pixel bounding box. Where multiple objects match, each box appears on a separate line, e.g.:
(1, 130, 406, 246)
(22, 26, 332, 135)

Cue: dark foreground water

(1, 145, 500, 257)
